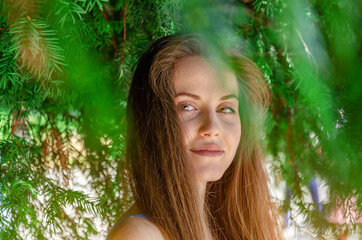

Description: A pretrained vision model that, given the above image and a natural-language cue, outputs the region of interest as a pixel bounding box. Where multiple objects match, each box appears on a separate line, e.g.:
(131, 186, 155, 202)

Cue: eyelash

(178, 103, 236, 114)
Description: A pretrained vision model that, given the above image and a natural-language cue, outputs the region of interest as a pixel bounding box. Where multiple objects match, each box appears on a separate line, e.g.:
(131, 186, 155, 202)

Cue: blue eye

(179, 104, 196, 111)
(217, 107, 235, 114)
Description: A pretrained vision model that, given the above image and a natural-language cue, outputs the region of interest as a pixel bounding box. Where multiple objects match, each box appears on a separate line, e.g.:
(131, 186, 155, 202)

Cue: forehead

(173, 56, 238, 96)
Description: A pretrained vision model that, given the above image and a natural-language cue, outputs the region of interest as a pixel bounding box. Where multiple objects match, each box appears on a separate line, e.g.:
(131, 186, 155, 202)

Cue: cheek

(179, 119, 197, 146)
(225, 119, 241, 152)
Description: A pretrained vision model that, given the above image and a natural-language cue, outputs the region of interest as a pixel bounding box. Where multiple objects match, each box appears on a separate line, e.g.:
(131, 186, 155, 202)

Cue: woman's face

(174, 56, 241, 183)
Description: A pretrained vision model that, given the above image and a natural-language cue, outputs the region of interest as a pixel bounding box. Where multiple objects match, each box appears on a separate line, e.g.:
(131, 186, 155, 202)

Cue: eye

(178, 103, 197, 111)
(217, 107, 235, 114)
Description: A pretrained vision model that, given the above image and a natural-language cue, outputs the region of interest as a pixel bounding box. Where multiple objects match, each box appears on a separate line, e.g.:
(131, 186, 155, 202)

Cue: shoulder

(107, 215, 165, 240)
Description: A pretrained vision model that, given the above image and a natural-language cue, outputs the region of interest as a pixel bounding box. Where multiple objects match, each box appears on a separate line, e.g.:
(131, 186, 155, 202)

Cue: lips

(190, 143, 224, 157)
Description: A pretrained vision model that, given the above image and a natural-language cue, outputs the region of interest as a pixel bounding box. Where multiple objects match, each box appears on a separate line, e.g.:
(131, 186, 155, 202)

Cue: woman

(107, 34, 281, 240)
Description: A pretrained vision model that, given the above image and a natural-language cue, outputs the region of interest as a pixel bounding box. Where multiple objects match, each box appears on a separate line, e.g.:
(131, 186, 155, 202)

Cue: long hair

(125, 34, 281, 240)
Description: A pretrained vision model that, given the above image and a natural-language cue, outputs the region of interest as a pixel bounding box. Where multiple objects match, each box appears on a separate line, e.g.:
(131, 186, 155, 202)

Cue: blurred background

(0, 0, 361, 239)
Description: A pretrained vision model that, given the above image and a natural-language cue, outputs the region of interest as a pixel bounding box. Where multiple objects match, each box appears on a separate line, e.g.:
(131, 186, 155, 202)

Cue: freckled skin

(174, 56, 241, 183)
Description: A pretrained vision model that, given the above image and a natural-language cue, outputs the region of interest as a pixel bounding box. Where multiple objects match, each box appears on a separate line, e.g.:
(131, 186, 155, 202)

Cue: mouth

(190, 143, 224, 157)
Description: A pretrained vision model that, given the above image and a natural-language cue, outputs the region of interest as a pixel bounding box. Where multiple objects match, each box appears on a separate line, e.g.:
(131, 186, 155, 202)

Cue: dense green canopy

(1, 0, 361, 239)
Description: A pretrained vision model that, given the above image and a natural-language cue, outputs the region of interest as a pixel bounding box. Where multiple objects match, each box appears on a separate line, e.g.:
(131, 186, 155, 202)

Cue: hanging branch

(10, 104, 24, 143)
(43, 137, 48, 161)
(99, 9, 118, 57)
(11, 106, 22, 135)
(120, 2, 127, 65)
(48, 116, 70, 187)
(286, 106, 303, 198)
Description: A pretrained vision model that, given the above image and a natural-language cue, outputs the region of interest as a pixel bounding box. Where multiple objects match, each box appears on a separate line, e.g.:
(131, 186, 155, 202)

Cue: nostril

(201, 130, 220, 137)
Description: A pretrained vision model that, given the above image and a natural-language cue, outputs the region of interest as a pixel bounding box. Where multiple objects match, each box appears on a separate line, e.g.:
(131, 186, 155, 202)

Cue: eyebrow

(175, 92, 238, 101)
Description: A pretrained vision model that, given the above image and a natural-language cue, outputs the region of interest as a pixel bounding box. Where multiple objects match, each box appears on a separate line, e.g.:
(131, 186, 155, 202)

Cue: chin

(194, 167, 228, 182)
(189, 154, 234, 183)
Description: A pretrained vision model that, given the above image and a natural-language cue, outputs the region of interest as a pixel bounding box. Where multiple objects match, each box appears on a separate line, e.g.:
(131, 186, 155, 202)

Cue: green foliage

(0, 0, 361, 239)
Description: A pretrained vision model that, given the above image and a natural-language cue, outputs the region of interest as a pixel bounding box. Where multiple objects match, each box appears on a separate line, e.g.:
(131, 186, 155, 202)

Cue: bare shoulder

(107, 216, 165, 240)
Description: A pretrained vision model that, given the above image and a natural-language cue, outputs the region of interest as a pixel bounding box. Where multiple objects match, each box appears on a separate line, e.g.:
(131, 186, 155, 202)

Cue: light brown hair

(126, 34, 280, 239)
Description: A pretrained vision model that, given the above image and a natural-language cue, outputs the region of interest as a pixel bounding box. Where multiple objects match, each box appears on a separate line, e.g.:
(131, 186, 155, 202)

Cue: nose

(198, 110, 220, 137)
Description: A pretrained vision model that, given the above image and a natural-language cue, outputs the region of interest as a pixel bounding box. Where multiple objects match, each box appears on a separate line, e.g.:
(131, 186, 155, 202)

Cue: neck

(197, 181, 206, 212)
(196, 181, 213, 240)
(196, 182, 207, 218)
